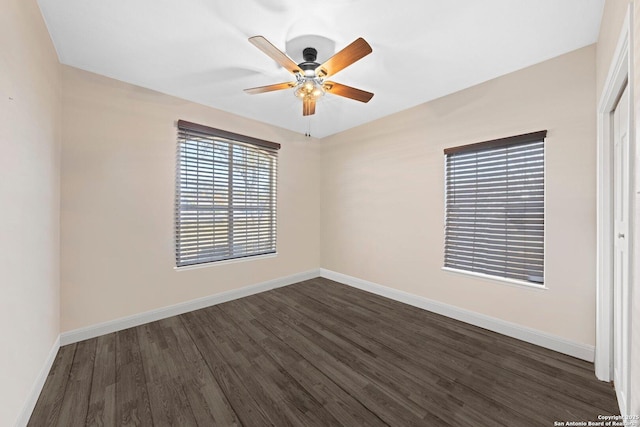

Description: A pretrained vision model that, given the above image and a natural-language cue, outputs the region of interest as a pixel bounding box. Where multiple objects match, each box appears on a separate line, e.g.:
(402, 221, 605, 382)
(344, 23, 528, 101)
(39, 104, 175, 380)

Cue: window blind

(176, 120, 279, 267)
(444, 131, 546, 284)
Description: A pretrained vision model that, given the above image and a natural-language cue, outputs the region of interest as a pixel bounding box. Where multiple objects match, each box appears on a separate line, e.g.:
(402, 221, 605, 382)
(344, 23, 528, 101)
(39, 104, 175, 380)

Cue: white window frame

(174, 120, 280, 268)
(443, 131, 547, 288)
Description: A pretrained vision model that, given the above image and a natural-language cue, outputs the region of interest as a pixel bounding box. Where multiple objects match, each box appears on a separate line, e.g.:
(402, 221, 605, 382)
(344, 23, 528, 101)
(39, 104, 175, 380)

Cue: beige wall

(0, 0, 60, 424)
(60, 66, 320, 332)
(321, 45, 597, 346)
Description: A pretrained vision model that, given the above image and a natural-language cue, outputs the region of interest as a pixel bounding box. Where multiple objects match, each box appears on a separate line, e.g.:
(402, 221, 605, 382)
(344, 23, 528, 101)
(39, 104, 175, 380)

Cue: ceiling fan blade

(323, 81, 374, 103)
(315, 37, 372, 78)
(244, 82, 297, 94)
(249, 36, 303, 75)
(303, 97, 316, 116)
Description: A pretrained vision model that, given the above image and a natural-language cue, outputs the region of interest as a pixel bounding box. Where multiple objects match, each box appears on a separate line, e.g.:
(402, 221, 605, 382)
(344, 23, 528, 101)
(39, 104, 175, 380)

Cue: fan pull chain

(305, 117, 312, 138)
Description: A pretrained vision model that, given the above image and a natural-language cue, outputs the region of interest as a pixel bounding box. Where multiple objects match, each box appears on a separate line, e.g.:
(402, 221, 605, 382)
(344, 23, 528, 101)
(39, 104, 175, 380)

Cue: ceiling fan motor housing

(299, 47, 320, 72)
(303, 47, 317, 62)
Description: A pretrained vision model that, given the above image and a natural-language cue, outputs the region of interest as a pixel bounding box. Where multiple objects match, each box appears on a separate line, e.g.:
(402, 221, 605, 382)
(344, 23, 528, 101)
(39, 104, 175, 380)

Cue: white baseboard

(319, 268, 595, 362)
(59, 266, 595, 358)
(15, 335, 61, 427)
(60, 269, 320, 345)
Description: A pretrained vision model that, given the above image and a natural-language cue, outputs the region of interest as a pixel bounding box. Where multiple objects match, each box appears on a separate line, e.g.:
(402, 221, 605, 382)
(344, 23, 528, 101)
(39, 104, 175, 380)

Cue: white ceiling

(38, 0, 605, 138)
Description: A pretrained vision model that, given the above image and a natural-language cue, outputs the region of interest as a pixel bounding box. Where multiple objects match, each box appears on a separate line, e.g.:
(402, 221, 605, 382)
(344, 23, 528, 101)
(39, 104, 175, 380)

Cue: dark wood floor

(28, 277, 619, 426)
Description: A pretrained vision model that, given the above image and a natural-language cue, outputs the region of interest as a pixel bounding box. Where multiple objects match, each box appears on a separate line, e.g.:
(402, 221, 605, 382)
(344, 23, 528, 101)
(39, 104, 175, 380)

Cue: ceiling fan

(244, 36, 374, 116)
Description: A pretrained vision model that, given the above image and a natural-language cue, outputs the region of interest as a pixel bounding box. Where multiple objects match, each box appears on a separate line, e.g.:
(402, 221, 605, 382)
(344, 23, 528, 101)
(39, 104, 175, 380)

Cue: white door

(612, 83, 630, 413)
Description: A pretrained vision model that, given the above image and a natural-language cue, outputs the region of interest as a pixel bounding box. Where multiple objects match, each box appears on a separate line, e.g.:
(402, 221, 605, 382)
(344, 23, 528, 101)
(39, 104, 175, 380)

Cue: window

(175, 120, 280, 267)
(443, 131, 546, 285)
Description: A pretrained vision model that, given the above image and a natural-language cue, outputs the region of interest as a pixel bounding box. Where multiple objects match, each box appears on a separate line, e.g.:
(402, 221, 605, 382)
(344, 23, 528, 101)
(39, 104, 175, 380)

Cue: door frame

(596, 4, 634, 417)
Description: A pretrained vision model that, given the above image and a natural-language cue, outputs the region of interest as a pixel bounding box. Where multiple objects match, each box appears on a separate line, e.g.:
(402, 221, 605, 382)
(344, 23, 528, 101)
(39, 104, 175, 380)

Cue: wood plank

(28, 344, 77, 426)
(190, 305, 343, 426)
(260, 287, 535, 427)
(115, 328, 153, 426)
(303, 279, 619, 413)
(219, 298, 389, 427)
(240, 293, 437, 426)
(295, 279, 619, 418)
(137, 321, 199, 426)
(180, 309, 277, 426)
(160, 316, 241, 426)
(86, 334, 116, 427)
(55, 339, 97, 426)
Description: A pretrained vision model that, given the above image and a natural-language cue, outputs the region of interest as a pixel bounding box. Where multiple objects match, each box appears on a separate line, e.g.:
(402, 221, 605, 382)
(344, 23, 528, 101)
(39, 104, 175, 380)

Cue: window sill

(174, 253, 277, 272)
(441, 267, 547, 291)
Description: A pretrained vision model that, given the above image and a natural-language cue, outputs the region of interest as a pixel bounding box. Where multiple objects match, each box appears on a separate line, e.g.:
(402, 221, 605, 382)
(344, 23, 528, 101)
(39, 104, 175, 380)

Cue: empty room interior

(3, 0, 640, 425)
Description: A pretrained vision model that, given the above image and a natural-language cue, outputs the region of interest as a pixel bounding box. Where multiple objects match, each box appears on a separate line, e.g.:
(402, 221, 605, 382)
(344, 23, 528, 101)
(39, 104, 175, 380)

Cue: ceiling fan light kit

(244, 35, 374, 117)
(294, 79, 325, 99)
